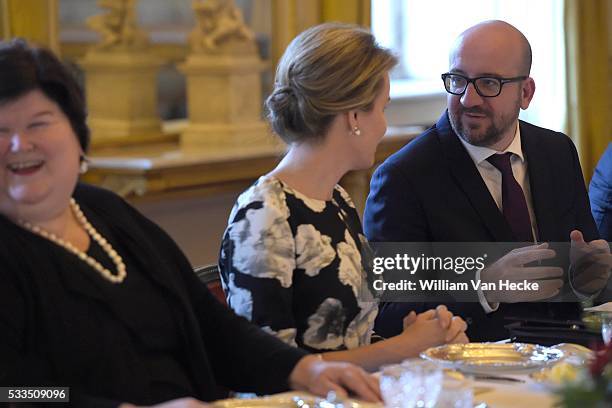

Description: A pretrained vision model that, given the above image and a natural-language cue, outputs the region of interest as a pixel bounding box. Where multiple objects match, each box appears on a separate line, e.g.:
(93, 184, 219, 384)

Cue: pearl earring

(79, 156, 89, 174)
(353, 126, 361, 136)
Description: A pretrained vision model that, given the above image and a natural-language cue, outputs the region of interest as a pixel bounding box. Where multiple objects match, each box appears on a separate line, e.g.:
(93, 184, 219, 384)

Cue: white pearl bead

(18, 199, 127, 284)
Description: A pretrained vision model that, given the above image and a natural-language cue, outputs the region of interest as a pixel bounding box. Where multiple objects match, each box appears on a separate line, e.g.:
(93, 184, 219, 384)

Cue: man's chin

(451, 115, 495, 146)
(457, 128, 487, 146)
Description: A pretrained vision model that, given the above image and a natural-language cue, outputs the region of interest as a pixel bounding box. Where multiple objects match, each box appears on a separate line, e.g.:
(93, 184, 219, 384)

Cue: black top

(219, 176, 377, 352)
(88, 240, 194, 401)
(0, 184, 307, 407)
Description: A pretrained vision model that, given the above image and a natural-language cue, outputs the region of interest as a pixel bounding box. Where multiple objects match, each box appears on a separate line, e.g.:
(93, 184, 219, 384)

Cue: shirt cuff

(476, 268, 499, 313)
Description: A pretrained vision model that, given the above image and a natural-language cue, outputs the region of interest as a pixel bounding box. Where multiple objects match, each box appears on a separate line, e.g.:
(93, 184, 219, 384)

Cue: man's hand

(481, 243, 563, 303)
(288, 355, 381, 403)
(569, 230, 612, 296)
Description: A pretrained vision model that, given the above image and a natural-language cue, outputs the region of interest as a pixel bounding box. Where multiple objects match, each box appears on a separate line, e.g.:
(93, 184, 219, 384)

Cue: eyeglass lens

(444, 75, 501, 97)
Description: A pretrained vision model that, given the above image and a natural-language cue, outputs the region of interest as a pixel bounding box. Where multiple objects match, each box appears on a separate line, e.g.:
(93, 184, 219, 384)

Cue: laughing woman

(219, 23, 468, 372)
(0, 39, 382, 407)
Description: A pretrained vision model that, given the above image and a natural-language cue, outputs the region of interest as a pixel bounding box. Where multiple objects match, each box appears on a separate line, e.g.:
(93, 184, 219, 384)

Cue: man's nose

(460, 82, 483, 107)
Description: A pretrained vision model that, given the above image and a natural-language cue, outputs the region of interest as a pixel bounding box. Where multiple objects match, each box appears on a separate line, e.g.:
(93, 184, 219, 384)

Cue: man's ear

(520, 77, 536, 110)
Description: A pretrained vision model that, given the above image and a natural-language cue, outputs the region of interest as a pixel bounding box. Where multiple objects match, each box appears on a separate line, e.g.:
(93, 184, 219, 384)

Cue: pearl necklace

(19, 199, 127, 284)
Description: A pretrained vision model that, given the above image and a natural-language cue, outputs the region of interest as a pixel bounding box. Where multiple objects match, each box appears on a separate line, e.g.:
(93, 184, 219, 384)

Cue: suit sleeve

(364, 160, 430, 243)
(589, 144, 612, 241)
(364, 161, 433, 337)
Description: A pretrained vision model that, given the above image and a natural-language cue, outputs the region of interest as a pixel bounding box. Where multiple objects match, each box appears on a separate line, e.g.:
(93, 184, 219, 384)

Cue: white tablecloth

(214, 376, 559, 407)
(473, 374, 557, 407)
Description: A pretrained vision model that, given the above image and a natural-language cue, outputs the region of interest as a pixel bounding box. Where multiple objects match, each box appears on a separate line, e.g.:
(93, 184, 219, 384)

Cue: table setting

(211, 307, 612, 408)
(209, 342, 592, 408)
(213, 341, 609, 407)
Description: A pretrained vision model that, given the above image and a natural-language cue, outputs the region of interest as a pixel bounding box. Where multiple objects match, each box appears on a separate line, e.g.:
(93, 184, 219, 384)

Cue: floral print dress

(219, 176, 377, 352)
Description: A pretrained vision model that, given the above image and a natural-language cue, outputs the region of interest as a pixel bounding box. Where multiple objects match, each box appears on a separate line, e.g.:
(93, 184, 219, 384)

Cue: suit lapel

(436, 112, 514, 241)
(520, 122, 556, 241)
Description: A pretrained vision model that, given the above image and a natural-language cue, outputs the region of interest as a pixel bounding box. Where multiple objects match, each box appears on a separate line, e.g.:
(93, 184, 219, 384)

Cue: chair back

(194, 264, 226, 305)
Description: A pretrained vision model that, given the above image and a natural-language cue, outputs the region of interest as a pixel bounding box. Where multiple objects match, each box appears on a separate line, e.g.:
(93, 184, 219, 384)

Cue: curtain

(321, 0, 370, 26)
(564, 0, 610, 181)
(0, 0, 59, 53)
(271, 0, 371, 66)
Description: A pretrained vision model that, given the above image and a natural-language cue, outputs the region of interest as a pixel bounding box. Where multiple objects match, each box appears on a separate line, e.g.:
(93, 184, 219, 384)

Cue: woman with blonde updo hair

(219, 23, 468, 371)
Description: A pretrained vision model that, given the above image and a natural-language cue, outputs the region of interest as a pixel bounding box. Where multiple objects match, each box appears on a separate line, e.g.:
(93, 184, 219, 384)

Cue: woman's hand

(288, 354, 381, 403)
(120, 398, 211, 408)
(401, 306, 468, 349)
(433, 305, 469, 343)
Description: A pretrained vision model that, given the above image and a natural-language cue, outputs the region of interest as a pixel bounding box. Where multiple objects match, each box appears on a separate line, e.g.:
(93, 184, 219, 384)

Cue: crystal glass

(380, 359, 443, 408)
(434, 377, 473, 408)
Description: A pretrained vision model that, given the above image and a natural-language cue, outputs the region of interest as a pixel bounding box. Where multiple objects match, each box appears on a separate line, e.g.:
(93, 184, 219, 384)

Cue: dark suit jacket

(590, 143, 612, 241)
(0, 184, 307, 407)
(364, 112, 599, 341)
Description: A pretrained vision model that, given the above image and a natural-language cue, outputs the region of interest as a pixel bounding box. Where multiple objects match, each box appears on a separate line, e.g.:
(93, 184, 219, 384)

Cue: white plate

(420, 342, 564, 375)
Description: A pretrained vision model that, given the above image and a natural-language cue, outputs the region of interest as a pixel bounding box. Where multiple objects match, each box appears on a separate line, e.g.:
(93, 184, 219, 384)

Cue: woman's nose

(10, 132, 34, 152)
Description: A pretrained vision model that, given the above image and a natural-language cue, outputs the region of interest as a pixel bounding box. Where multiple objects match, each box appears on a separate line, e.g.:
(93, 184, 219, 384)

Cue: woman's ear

(347, 110, 359, 132)
(79, 153, 89, 174)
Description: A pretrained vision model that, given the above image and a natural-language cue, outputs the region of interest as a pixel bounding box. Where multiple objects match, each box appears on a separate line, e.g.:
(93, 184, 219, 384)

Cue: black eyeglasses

(441, 73, 527, 97)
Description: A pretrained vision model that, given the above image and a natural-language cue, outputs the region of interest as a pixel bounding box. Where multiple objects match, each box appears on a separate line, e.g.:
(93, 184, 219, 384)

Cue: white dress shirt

(456, 123, 538, 313)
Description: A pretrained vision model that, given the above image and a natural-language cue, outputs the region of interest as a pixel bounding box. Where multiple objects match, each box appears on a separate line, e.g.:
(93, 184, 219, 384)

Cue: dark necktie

(487, 153, 534, 242)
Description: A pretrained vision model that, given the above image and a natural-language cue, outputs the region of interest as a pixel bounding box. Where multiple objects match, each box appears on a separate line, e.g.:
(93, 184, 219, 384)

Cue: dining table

(210, 304, 609, 407)
(467, 373, 557, 407)
(211, 372, 560, 407)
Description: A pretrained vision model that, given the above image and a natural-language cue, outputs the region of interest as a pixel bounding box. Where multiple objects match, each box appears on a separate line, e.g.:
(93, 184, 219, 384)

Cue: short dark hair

(0, 38, 90, 151)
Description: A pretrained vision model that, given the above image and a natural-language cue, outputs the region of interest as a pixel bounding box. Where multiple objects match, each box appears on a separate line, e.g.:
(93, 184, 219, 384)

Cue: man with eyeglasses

(364, 20, 610, 341)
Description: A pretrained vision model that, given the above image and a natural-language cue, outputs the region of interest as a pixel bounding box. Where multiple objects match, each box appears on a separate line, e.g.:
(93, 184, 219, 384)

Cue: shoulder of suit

(380, 124, 443, 173)
(519, 120, 571, 144)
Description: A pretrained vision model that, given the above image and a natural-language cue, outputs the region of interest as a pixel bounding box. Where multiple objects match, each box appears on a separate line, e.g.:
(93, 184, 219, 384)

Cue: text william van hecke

(373, 279, 540, 291)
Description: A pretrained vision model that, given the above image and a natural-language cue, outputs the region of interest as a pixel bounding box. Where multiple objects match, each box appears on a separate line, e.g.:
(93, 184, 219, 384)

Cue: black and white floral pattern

(219, 176, 377, 352)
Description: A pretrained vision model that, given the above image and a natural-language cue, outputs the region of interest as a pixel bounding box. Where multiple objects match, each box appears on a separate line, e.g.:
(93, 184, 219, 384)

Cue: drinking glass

(380, 359, 443, 408)
(380, 364, 408, 408)
(434, 377, 473, 408)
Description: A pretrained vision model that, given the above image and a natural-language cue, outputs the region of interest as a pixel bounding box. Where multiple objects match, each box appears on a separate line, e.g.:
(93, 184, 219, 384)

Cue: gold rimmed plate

(420, 343, 564, 374)
(530, 361, 582, 390)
